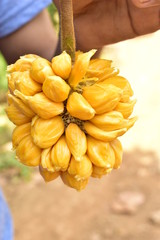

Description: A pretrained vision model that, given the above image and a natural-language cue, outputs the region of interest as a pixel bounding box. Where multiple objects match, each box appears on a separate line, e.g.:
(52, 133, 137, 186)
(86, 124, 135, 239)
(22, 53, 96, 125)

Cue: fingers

(128, 0, 160, 35)
(132, 0, 160, 8)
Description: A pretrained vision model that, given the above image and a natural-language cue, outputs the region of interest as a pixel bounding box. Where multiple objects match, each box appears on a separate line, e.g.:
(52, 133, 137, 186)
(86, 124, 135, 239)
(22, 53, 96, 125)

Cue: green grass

(48, 3, 59, 33)
(0, 53, 7, 91)
(0, 151, 32, 181)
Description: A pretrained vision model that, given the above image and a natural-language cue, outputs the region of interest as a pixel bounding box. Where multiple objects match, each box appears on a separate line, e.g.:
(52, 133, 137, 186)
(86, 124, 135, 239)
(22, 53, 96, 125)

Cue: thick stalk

(59, 0, 76, 61)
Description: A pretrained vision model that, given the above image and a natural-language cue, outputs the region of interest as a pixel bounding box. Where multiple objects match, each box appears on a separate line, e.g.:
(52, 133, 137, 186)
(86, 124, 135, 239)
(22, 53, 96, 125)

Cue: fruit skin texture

(43, 76, 70, 102)
(87, 136, 115, 168)
(51, 51, 72, 80)
(31, 116, 64, 149)
(30, 57, 54, 84)
(5, 103, 31, 126)
(51, 135, 71, 172)
(16, 135, 42, 167)
(12, 123, 31, 149)
(15, 91, 64, 119)
(68, 155, 93, 181)
(39, 166, 60, 182)
(61, 171, 89, 191)
(65, 123, 87, 161)
(66, 92, 95, 120)
(6, 50, 137, 191)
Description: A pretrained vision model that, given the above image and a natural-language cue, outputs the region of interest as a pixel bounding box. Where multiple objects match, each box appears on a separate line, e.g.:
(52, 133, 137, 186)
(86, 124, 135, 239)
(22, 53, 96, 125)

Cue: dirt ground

(1, 149, 160, 240)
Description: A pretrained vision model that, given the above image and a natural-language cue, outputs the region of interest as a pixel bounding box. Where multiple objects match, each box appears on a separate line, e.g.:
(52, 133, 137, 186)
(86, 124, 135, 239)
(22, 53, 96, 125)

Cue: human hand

(54, 0, 160, 51)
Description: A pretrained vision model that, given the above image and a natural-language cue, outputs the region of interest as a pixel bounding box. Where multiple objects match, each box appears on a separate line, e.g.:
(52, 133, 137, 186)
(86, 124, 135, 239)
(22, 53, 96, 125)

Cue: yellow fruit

(88, 59, 112, 70)
(12, 123, 31, 149)
(43, 75, 70, 102)
(68, 49, 96, 88)
(115, 99, 137, 118)
(92, 165, 112, 178)
(14, 90, 64, 119)
(82, 84, 122, 114)
(90, 111, 126, 131)
(31, 116, 64, 148)
(61, 172, 89, 191)
(110, 139, 123, 169)
(39, 165, 60, 182)
(66, 92, 95, 120)
(101, 76, 133, 102)
(8, 94, 35, 118)
(14, 71, 42, 96)
(87, 136, 115, 168)
(68, 155, 93, 181)
(41, 147, 55, 172)
(65, 123, 87, 161)
(5, 103, 31, 125)
(7, 73, 16, 92)
(30, 57, 54, 83)
(86, 67, 119, 82)
(126, 116, 138, 130)
(7, 54, 38, 73)
(6, 49, 137, 191)
(51, 51, 72, 79)
(51, 135, 71, 171)
(84, 121, 127, 141)
(16, 135, 41, 166)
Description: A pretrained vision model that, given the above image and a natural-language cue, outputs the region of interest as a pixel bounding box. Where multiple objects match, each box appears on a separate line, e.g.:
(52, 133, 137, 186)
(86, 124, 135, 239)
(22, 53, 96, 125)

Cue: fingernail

(132, 0, 160, 8)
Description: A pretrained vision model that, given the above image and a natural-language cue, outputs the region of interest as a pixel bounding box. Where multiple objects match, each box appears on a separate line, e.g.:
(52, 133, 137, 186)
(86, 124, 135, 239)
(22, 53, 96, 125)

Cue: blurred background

(0, 3, 160, 240)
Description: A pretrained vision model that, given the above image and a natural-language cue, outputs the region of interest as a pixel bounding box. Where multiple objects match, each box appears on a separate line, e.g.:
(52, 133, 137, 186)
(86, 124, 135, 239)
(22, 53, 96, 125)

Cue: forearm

(0, 9, 58, 64)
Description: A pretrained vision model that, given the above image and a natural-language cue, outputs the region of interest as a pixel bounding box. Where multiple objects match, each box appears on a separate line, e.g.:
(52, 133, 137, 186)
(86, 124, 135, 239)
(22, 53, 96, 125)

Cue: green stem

(59, 0, 76, 61)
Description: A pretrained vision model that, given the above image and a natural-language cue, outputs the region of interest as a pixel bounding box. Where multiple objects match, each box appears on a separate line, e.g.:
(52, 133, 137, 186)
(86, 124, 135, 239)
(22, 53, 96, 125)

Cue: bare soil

(1, 148, 160, 240)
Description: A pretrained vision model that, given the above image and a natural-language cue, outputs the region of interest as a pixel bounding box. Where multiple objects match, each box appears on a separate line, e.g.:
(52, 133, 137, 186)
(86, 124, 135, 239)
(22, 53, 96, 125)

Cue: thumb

(132, 0, 160, 8)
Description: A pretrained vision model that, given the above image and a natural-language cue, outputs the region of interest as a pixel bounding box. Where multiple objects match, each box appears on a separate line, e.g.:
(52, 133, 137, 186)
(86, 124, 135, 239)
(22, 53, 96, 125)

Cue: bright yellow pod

(16, 135, 42, 166)
(68, 155, 93, 181)
(7, 54, 38, 73)
(7, 73, 16, 93)
(8, 94, 35, 118)
(14, 71, 42, 96)
(39, 165, 60, 182)
(12, 123, 31, 149)
(31, 116, 64, 148)
(88, 59, 112, 70)
(30, 57, 54, 84)
(86, 68, 119, 82)
(84, 121, 127, 142)
(51, 51, 72, 79)
(110, 139, 123, 169)
(90, 111, 126, 131)
(115, 99, 137, 118)
(92, 165, 113, 178)
(5, 103, 31, 126)
(68, 49, 96, 88)
(82, 83, 122, 114)
(43, 75, 70, 102)
(51, 135, 71, 172)
(87, 136, 115, 168)
(65, 123, 87, 161)
(14, 90, 64, 119)
(61, 172, 89, 191)
(101, 76, 133, 102)
(41, 147, 55, 172)
(90, 111, 137, 131)
(66, 92, 95, 120)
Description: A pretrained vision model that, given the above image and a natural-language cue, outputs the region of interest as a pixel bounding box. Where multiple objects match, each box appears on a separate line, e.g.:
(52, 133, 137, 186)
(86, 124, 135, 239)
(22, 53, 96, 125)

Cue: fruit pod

(6, 49, 137, 191)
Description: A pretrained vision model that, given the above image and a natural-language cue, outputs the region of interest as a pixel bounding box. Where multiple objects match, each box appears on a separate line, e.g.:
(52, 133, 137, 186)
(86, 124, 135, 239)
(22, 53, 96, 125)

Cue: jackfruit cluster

(6, 50, 137, 191)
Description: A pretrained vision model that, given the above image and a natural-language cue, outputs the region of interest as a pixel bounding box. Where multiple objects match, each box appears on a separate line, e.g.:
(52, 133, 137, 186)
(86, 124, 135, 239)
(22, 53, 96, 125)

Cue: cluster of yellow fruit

(6, 49, 137, 191)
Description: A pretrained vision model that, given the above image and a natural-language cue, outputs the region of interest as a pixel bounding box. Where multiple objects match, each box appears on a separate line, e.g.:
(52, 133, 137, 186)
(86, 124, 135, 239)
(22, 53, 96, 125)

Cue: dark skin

(0, 0, 160, 63)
